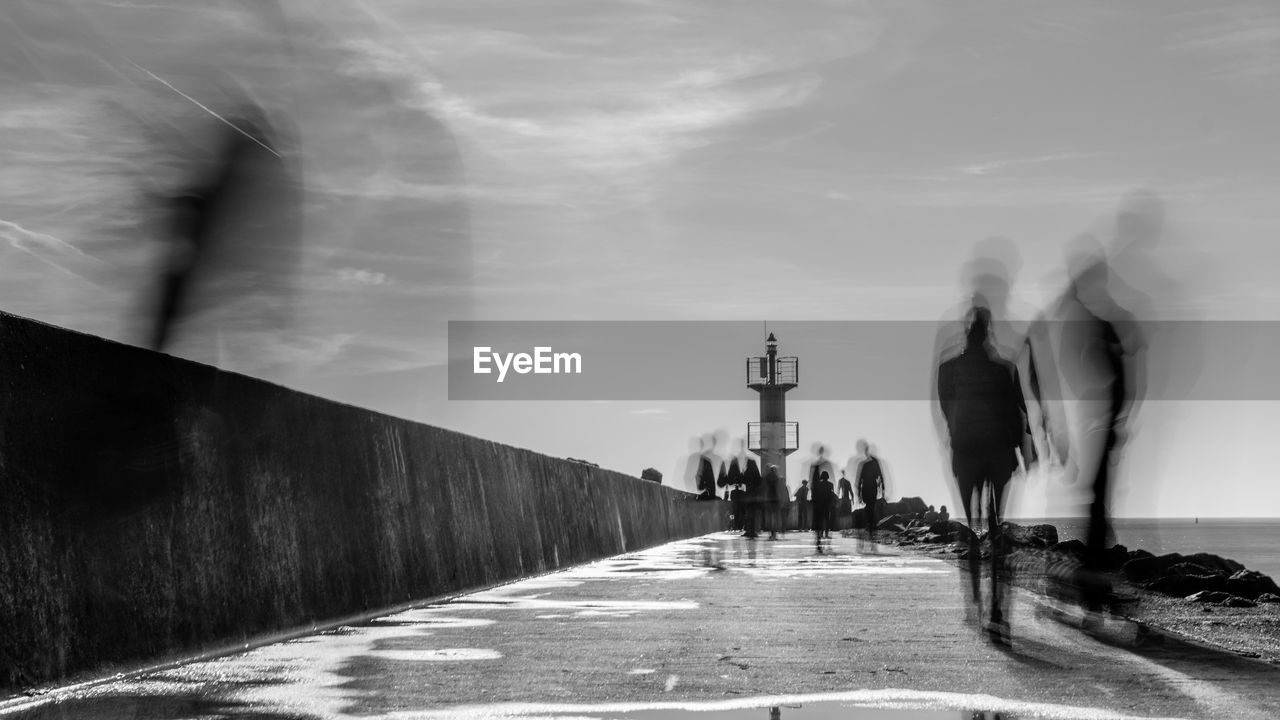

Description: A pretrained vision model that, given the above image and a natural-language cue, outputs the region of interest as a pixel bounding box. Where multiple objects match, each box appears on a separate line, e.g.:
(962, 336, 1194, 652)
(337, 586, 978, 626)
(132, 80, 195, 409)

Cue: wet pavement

(4, 532, 1278, 720)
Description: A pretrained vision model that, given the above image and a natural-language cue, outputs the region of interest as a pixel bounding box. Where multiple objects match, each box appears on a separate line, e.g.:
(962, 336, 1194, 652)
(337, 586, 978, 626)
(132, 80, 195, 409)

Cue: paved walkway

(5, 532, 1279, 720)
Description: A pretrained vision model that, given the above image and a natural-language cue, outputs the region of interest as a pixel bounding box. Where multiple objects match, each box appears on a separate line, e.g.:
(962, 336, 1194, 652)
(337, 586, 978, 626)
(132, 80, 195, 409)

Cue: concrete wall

(0, 312, 725, 689)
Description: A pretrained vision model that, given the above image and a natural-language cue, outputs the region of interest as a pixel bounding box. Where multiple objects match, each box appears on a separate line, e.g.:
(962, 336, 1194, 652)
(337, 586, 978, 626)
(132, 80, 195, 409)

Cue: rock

(1183, 553, 1246, 576)
(886, 497, 929, 517)
(1050, 539, 1086, 558)
(1124, 553, 1179, 583)
(1220, 596, 1258, 608)
(1146, 573, 1226, 597)
(929, 520, 976, 544)
(1256, 593, 1280, 604)
(876, 514, 906, 530)
(1168, 562, 1219, 577)
(1123, 552, 1246, 585)
(1186, 590, 1233, 604)
(998, 522, 1058, 548)
(1225, 570, 1280, 600)
(1127, 548, 1154, 562)
(1101, 544, 1129, 571)
(640, 467, 663, 483)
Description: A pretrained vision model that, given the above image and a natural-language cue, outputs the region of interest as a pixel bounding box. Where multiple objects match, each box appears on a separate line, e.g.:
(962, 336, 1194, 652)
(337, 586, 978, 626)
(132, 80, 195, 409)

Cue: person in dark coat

(811, 470, 836, 552)
(763, 464, 784, 540)
(837, 469, 854, 529)
(720, 452, 745, 531)
(937, 305, 1032, 645)
(854, 440, 885, 545)
(793, 479, 811, 531)
(741, 456, 763, 539)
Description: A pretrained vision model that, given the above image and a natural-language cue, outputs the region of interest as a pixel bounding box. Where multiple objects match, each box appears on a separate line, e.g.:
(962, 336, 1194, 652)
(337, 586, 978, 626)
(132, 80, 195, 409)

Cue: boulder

(1225, 570, 1280, 600)
(1186, 590, 1233, 604)
(1256, 593, 1280, 604)
(1146, 573, 1226, 597)
(876, 514, 907, 530)
(640, 467, 663, 484)
(1123, 553, 1186, 583)
(1220, 596, 1258, 608)
(998, 522, 1058, 548)
(1168, 562, 1219, 577)
(1049, 539, 1087, 559)
(1182, 553, 1245, 576)
(1101, 544, 1130, 571)
(1127, 548, 1154, 562)
(884, 497, 929, 517)
(929, 520, 976, 545)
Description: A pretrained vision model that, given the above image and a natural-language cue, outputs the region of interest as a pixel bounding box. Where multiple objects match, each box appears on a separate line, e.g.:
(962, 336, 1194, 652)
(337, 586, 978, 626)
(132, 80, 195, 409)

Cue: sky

(3, 0, 1280, 518)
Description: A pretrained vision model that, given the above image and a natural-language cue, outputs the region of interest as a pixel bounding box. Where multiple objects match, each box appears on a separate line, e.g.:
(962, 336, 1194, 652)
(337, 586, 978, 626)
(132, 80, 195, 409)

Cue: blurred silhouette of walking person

(804, 444, 835, 537)
(741, 455, 763, 539)
(837, 469, 854, 531)
(721, 443, 746, 531)
(811, 470, 836, 552)
(937, 306, 1033, 645)
(854, 440, 885, 547)
(1032, 234, 1144, 618)
(695, 435, 720, 501)
(794, 479, 811, 531)
(763, 464, 785, 540)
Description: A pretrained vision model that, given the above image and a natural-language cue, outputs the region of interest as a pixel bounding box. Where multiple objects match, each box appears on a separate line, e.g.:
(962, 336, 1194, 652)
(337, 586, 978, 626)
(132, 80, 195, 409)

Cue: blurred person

(1031, 233, 1144, 618)
(854, 439, 885, 547)
(933, 237, 1045, 501)
(741, 453, 764, 539)
(719, 440, 746, 530)
(763, 464, 785, 540)
(937, 305, 1034, 645)
(811, 470, 836, 552)
(836, 468, 854, 529)
(694, 433, 720, 501)
(793, 479, 811, 531)
(803, 444, 835, 538)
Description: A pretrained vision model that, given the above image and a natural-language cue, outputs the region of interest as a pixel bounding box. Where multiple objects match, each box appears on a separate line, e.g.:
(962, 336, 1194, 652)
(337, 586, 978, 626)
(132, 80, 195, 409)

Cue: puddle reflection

(572, 705, 1008, 719)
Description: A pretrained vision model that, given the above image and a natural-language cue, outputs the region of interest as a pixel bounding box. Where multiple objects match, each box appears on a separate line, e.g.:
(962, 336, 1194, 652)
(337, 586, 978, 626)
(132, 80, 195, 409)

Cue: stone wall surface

(0, 312, 725, 688)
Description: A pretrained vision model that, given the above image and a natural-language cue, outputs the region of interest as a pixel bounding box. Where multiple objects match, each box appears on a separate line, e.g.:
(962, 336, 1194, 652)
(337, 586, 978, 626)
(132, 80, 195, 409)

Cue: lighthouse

(746, 332, 799, 480)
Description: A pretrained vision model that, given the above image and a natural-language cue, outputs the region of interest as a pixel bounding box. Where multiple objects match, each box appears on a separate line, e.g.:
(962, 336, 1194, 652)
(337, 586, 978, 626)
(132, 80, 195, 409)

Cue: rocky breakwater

(867, 504, 1280, 611)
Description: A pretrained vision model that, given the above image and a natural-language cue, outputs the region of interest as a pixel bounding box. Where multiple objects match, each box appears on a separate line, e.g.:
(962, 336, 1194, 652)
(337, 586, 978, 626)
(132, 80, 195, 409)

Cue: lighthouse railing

(747, 421, 799, 453)
(745, 356, 799, 388)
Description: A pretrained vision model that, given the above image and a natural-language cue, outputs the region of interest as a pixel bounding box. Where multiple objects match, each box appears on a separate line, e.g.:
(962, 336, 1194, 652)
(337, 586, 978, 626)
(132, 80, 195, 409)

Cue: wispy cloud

(957, 151, 1101, 177)
(1167, 6, 1280, 85)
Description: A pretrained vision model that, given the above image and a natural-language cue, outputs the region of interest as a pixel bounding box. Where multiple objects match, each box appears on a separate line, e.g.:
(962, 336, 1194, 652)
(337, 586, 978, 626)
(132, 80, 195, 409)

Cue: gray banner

(448, 320, 1275, 401)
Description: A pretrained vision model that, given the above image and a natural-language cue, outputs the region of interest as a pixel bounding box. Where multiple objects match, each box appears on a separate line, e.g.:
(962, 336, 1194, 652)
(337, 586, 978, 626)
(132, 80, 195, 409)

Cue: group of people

(794, 441, 885, 552)
(693, 445, 789, 540)
(691, 437, 889, 550)
(934, 196, 1157, 645)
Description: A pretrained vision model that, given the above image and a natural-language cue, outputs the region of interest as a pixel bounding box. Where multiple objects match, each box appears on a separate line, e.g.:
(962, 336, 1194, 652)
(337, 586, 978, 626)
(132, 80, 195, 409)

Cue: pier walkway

(4, 533, 1279, 720)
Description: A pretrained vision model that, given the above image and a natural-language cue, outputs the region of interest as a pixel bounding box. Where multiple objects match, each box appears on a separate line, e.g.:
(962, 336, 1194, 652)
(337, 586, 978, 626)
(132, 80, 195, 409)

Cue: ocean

(1021, 517, 1280, 582)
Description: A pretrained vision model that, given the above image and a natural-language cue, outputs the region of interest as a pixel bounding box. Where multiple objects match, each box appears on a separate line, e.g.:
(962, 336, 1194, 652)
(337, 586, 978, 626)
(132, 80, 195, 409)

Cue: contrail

(128, 61, 281, 158)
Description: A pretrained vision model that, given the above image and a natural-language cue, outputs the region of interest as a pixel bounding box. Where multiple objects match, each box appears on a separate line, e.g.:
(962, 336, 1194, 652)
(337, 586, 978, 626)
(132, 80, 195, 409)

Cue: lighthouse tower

(746, 333, 799, 480)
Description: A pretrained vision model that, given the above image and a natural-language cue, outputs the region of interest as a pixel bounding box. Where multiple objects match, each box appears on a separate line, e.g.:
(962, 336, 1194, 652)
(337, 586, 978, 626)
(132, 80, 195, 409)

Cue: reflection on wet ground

(2, 534, 1200, 720)
(520, 706, 1012, 719)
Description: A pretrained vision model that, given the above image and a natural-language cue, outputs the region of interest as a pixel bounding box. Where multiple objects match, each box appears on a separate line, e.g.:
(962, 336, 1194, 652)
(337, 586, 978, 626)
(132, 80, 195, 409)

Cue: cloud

(337, 268, 389, 286)
(0, 219, 103, 281)
(957, 151, 1101, 177)
(1168, 6, 1280, 85)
